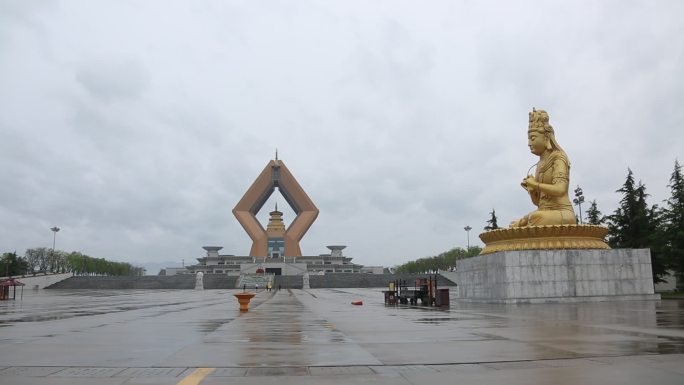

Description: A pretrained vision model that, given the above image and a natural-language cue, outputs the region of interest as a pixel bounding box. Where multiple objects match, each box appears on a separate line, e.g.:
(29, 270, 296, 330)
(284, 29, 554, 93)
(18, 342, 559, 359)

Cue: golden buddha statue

(510, 108, 576, 227)
(478, 108, 609, 255)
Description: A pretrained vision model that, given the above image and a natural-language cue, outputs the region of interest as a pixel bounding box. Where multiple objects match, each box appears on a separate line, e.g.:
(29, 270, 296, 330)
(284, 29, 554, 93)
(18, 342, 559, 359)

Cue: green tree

(24, 247, 47, 274)
(1, 252, 29, 276)
(20, 247, 144, 277)
(484, 209, 499, 230)
(395, 246, 481, 273)
(608, 169, 648, 247)
(65, 251, 89, 275)
(644, 197, 668, 283)
(607, 169, 667, 282)
(585, 200, 605, 225)
(47, 250, 67, 273)
(662, 160, 684, 289)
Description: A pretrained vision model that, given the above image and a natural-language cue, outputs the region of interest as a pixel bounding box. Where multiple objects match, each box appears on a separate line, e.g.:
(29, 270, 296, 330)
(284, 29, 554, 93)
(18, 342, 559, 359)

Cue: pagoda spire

(266, 204, 286, 236)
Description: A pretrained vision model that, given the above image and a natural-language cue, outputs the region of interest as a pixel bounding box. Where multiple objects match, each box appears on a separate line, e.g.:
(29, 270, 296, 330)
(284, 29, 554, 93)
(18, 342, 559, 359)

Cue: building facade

(185, 245, 362, 276)
(181, 156, 367, 277)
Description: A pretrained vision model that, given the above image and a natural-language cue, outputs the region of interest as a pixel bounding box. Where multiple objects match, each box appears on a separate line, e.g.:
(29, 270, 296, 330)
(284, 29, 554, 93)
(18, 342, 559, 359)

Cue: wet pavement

(0, 288, 683, 384)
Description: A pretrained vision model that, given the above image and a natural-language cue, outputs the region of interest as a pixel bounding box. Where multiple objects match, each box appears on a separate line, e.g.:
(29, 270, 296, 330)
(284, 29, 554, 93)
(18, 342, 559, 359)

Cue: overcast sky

(1, 1, 682, 274)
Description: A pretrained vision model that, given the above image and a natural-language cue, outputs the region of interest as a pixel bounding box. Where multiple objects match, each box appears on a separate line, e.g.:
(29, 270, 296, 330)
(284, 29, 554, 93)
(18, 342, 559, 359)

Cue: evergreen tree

(1, 252, 29, 276)
(607, 169, 667, 282)
(484, 209, 499, 231)
(644, 194, 668, 283)
(608, 169, 646, 247)
(662, 160, 684, 289)
(585, 200, 605, 225)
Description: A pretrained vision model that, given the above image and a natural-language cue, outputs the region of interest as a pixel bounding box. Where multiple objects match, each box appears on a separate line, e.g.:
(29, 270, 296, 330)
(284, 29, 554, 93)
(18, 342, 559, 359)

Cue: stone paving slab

(361, 339, 578, 364)
(647, 353, 684, 361)
(637, 360, 684, 375)
(425, 363, 489, 372)
(0, 366, 66, 377)
(158, 291, 383, 367)
(159, 340, 382, 367)
(308, 365, 375, 375)
(535, 358, 609, 367)
(245, 366, 310, 376)
(0, 378, 128, 385)
(400, 362, 684, 385)
(113, 367, 187, 377)
(481, 360, 553, 370)
(1, 357, 683, 384)
(369, 365, 437, 374)
(199, 374, 415, 385)
(207, 367, 249, 377)
(52, 367, 127, 377)
(0, 289, 683, 385)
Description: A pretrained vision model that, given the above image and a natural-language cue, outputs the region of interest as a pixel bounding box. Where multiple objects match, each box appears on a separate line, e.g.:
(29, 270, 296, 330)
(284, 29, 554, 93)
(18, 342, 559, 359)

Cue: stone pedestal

(455, 249, 660, 303)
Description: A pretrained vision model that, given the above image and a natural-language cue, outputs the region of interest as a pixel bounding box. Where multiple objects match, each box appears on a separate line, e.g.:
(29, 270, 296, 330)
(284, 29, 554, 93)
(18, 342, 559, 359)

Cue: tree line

(395, 160, 684, 287)
(394, 246, 482, 274)
(1, 248, 144, 277)
(600, 161, 683, 286)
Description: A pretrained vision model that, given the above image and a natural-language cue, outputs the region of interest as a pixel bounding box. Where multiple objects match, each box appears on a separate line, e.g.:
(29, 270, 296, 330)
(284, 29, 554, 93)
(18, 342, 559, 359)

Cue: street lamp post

(573, 186, 585, 224)
(50, 227, 60, 273)
(464, 225, 472, 250)
(50, 227, 60, 252)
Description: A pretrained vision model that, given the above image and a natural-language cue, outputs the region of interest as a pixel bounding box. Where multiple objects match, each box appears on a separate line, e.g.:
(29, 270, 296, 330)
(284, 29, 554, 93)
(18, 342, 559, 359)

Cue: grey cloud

(75, 59, 149, 103)
(1, 1, 682, 270)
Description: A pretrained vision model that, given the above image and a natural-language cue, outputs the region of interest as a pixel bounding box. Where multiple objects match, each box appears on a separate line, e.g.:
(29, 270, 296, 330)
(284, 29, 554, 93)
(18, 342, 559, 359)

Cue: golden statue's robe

(514, 151, 576, 227)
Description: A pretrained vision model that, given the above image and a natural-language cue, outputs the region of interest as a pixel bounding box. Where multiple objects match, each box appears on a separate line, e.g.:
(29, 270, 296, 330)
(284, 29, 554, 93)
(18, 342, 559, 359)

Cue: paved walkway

(1, 288, 683, 384)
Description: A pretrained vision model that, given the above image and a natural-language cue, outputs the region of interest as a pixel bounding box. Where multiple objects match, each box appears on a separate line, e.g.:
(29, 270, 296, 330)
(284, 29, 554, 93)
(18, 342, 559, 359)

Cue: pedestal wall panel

(455, 249, 660, 303)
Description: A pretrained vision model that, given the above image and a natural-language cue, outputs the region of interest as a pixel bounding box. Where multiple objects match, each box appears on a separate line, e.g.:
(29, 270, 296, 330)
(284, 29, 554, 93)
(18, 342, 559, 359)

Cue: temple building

(185, 243, 362, 276)
(184, 156, 364, 276)
(232, 155, 318, 257)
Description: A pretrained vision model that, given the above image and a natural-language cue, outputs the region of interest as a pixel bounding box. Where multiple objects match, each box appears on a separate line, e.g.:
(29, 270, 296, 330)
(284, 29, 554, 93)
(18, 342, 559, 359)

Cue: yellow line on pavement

(177, 367, 215, 385)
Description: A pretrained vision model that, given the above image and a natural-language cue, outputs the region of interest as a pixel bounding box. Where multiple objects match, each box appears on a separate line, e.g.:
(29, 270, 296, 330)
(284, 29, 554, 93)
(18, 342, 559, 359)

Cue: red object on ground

(351, 300, 363, 306)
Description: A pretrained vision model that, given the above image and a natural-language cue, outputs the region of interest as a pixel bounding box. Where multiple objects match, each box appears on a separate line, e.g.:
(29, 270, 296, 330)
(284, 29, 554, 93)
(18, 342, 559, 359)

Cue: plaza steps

(308, 273, 456, 288)
(46, 274, 238, 289)
(272, 273, 457, 290)
(46, 273, 455, 289)
(235, 274, 273, 290)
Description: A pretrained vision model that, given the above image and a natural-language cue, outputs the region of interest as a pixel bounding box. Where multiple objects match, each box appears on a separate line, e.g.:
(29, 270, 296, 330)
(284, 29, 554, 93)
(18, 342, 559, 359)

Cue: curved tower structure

(232, 158, 319, 257)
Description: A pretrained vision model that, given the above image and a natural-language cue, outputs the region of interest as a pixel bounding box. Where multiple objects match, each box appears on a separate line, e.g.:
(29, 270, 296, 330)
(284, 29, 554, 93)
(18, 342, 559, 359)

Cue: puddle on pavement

(648, 338, 684, 354)
(0, 311, 103, 324)
(655, 300, 684, 328)
(415, 317, 478, 324)
(193, 319, 228, 333)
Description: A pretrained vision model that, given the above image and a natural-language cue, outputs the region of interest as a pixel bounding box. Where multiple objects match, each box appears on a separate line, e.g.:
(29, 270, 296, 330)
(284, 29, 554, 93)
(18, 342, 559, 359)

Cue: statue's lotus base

(233, 292, 256, 312)
(479, 225, 610, 255)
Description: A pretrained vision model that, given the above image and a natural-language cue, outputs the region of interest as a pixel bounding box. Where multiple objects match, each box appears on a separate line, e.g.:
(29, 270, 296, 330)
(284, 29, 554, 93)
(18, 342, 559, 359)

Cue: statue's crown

(529, 107, 552, 132)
